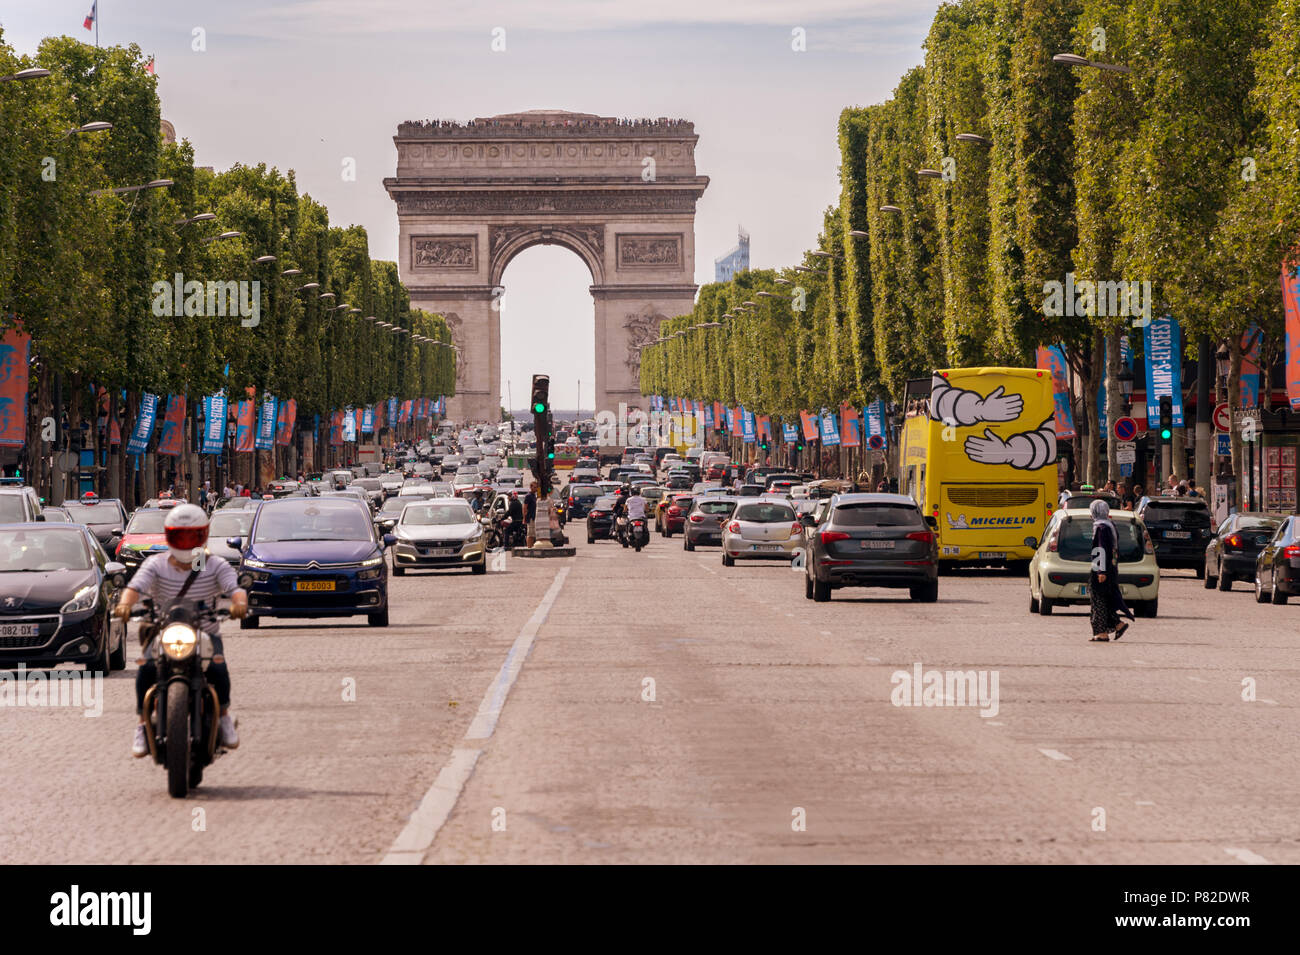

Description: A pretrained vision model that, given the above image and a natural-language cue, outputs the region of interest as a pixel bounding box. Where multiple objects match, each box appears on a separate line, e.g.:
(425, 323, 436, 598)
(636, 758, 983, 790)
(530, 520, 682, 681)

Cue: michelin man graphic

(947, 512, 970, 529)
(930, 373, 1056, 471)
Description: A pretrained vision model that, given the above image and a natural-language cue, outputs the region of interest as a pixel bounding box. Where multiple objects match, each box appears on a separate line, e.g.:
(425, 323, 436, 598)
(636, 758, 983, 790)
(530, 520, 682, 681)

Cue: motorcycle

(616, 515, 649, 552)
(133, 597, 233, 798)
(554, 499, 567, 528)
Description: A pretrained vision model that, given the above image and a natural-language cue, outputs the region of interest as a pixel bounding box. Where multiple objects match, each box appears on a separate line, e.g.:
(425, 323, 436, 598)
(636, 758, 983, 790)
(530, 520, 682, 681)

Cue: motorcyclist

(114, 504, 248, 757)
(506, 491, 525, 546)
(626, 486, 648, 544)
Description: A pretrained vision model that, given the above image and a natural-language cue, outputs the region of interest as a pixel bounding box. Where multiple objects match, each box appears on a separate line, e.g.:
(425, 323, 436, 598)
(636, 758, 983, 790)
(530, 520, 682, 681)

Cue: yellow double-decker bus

(898, 367, 1058, 571)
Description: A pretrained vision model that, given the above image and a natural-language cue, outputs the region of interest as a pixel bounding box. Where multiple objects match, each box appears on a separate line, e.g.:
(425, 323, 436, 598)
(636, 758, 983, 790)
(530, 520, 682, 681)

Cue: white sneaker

(218, 713, 239, 749)
(132, 724, 149, 758)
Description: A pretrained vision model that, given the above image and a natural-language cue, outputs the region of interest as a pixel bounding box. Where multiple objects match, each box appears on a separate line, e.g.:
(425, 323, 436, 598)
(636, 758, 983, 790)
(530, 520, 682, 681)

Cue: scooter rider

(114, 504, 248, 758)
(625, 485, 648, 545)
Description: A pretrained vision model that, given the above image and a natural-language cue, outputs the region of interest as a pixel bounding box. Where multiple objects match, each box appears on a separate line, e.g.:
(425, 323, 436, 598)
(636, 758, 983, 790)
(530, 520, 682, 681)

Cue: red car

(659, 494, 694, 537)
(114, 506, 177, 579)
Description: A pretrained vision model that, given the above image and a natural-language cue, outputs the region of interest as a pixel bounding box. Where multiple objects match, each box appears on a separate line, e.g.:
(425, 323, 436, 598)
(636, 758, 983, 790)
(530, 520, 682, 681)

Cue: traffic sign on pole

(1212, 402, 1231, 433)
(1116, 441, 1136, 464)
(1113, 417, 1138, 442)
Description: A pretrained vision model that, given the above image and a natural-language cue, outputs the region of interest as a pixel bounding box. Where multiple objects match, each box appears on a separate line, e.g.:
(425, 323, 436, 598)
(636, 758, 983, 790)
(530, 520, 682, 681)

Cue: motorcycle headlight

(60, 584, 98, 614)
(160, 623, 198, 660)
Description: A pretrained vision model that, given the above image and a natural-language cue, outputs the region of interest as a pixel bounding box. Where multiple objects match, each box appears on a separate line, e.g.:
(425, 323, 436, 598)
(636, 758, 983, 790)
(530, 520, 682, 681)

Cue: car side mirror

(226, 537, 243, 551)
(799, 514, 817, 527)
(34, 512, 45, 521)
(104, 562, 126, 587)
(111, 528, 123, 537)
(924, 515, 938, 530)
(382, 533, 397, 548)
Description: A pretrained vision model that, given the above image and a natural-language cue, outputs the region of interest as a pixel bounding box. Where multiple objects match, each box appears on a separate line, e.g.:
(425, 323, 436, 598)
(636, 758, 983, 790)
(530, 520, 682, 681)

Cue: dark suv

(802, 493, 939, 602)
(1137, 497, 1212, 575)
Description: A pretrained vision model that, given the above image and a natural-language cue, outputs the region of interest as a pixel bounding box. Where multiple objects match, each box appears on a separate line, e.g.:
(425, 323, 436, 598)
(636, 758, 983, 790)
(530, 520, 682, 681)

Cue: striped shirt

(127, 554, 239, 634)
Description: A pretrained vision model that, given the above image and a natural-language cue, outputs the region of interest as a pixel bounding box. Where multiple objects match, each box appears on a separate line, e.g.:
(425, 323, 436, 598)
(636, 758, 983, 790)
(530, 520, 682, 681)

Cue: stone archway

(384, 110, 708, 422)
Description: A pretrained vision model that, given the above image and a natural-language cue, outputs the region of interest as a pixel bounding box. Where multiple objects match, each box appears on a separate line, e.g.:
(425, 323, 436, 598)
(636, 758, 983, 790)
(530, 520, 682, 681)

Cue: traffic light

(1159, 395, 1173, 441)
(530, 375, 550, 416)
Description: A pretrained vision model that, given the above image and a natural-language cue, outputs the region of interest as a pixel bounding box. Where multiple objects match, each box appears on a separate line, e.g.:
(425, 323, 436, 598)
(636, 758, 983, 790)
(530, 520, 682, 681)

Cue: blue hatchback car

(229, 497, 395, 628)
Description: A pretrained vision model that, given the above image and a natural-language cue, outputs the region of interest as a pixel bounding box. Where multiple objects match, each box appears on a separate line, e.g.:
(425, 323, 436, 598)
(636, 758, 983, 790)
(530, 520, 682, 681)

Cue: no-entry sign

(1213, 402, 1231, 433)
(1113, 416, 1138, 442)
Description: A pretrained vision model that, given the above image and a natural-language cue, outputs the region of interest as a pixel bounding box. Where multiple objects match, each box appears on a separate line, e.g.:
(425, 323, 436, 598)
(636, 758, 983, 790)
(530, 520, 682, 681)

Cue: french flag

(83, 2, 96, 31)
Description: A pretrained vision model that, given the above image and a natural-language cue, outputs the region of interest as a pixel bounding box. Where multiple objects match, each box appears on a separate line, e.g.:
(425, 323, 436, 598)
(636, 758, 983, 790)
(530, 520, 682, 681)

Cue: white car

(721, 499, 802, 566)
(1029, 508, 1160, 617)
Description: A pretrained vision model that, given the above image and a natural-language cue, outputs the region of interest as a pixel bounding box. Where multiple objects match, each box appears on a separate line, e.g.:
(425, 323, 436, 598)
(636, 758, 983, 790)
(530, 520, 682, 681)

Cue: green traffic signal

(533, 401, 547, 414)
(546, 450, 555, 460)
(1160, 427, 1172, 440)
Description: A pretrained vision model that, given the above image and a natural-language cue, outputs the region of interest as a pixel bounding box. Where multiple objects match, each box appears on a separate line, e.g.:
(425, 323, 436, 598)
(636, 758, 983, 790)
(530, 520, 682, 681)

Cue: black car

(1205, 512, 1282, 592)
(1254, 516, 1300, 605)
(564, 484, 604, 519)
(802, 493, 939, 602)
(1136, 497, 1212, 575)
(0, 523, 128, 672)
(586, 495, 619, 542)
(737, 483, 767, 497)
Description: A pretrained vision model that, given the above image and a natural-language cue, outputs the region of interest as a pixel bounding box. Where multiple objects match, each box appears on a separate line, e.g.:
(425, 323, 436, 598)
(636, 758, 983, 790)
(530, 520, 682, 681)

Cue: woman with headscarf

(1089, 499, 1134, 641)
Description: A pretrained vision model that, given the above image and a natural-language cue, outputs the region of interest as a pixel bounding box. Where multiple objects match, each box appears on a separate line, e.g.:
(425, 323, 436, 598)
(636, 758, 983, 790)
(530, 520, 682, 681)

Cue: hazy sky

(4, 0, 941, 409)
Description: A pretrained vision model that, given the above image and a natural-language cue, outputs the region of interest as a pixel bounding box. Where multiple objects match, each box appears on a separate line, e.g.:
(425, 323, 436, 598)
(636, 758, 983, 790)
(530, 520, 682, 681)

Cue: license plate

(424, 548, 454, 557)
(294, 580, 335, 592)
(862, 540, 895, 550)
(978, 552, 1003, 559)
(1165, 531, 1191, 539)
(751, 544, 782, 552)
(0, 623, 38, 637)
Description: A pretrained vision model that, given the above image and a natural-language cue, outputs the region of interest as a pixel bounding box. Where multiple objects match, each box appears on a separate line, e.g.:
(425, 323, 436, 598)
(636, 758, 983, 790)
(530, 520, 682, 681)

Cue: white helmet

(163, 503, 209, 565)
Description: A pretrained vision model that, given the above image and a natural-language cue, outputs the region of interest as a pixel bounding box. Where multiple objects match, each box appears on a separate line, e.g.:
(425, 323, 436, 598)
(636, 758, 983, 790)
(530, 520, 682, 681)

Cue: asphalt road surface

(2, 514, 1296, 864)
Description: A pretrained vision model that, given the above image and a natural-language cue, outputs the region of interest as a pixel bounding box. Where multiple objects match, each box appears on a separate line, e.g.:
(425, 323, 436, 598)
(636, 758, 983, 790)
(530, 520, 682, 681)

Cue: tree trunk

(1228, 338, 1243, 509)
(1105, 328, 1123, 484)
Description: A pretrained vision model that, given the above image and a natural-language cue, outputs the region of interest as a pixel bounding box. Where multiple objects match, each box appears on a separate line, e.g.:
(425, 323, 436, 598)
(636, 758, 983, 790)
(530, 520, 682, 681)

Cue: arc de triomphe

(383, 110, 708, 422)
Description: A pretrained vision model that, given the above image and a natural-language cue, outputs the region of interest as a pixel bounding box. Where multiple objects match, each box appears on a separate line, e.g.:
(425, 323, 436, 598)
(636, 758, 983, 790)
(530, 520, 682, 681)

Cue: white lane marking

(647, 554, 667, 559)
(1224, 847, 1272, 865)
(466, 566, 571, 739)
(1188, 676, 1207, 683)
(865, 656, 881, 663)
(1039, 748, 1072, 761)
(985, 721, 1005, 726)
(1131, 659, 1148, 665)
(381, 564, 571, 864)
(381, 748, 482, 864)
(820, 630, 832, 636)
(1136, 800, 1156, 806)
(1259, 698, 1278, 706)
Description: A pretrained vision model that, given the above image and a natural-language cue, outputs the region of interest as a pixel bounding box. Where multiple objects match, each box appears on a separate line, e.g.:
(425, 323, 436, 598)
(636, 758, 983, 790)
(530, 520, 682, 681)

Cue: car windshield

(571, 486, 602, 499)
(0, 496, 28, 522)
(1142, 502, 1210, 524)
(353, 479, 381, 491)
(698, 500, 736, 515)
(0, 528, 91, 571)
(125, 511, 167, 534)
(253, 501, 373, 543)
(401, 503, 475, 526)
(1058, 518, 1145, 562)
(593, 497, 618, 510)
(380, 498, 408, 515)
(833, 503, 925, 528)
(209, 513, 253, 537)
(735, 503, 795, 523)
(1234, 517, 1281, 532)
(63, 502, 121, 525)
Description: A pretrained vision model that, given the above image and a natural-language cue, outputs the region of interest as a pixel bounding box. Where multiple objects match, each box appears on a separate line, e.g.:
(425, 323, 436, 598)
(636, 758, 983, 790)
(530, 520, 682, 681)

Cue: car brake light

(668, 506, 681, 516)
(1284, 545, 1300, 559)
(906, 531, 933, 544)
(790, 523, 802, 537)
(820, 531, 850, 544)
(1047, 530, 1060, 552)
(728, 521, 741, 533)
(1225, 534, 1242, 549)
(690, 514, 704, 522)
